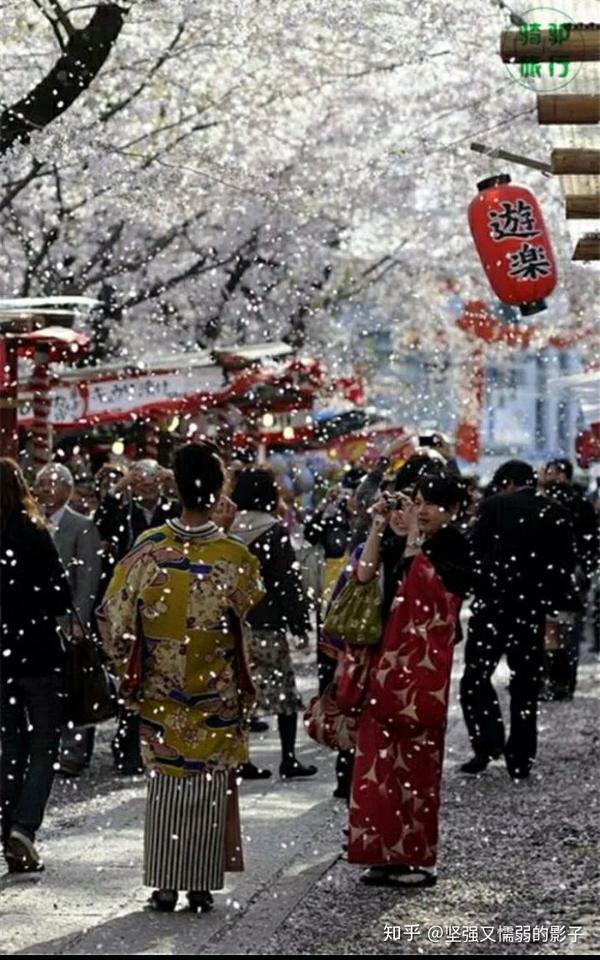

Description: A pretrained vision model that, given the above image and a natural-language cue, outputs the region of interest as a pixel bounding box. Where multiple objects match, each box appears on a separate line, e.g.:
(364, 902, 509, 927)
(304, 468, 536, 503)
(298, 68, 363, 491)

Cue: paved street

(2, 648, 599, 956)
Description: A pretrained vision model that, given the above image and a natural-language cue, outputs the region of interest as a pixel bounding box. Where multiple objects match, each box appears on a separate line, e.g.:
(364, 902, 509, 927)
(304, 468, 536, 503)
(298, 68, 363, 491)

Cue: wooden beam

(551, 149, 600, 174)
(566, 195, 600, 218)
(538, 94, 600, 124)
(572, 234, 600, 260)
(501, 27, 600, 63)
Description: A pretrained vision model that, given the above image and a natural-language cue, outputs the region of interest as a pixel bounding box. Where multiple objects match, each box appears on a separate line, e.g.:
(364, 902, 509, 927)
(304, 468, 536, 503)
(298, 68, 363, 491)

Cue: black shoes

(147, 889, 177, 912)
(115, 761, 145, 776)
(58, 761, 85, 778)
(239, 759, 319, 779)
(238, 762, 272, 780)
(540, 688, 573, 702)
(333, 777, 352, 800)
(187, 890, 214, 913)
(5, 829, 44, 874)
(507, 764, 531, 782)
(461, 754, 531, 781)
(460, 755, 492, 775)
(248, 717, 269, 733)
(279, 760, 318, 779)
(146, 889, 214, 913)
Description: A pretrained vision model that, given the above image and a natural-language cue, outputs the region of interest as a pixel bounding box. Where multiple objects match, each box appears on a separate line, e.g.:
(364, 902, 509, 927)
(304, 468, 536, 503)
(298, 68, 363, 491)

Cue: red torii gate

(455, 300, 593, 462)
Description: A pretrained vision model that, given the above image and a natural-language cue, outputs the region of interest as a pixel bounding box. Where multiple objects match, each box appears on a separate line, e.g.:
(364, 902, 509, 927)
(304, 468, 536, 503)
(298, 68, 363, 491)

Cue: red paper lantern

(468, 174, 557, 317)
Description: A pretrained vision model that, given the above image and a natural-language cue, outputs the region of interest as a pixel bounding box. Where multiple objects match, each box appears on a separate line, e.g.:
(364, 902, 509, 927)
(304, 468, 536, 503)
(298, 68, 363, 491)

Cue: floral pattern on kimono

(97, 522, 264, 777)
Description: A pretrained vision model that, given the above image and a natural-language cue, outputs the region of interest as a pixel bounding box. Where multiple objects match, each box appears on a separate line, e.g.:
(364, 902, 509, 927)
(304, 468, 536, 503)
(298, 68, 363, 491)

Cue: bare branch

(46, 0, 76, 38)
(99, 210, 208, 284)
(31, 0, 67, 51)
(20, 165, 68, 294)
(100, 21, 186, 123)
(201, 230, 262, 340)
(72, 220, 125, 288)
(0, 160, 46, 212)
(122, 253, 211, 309)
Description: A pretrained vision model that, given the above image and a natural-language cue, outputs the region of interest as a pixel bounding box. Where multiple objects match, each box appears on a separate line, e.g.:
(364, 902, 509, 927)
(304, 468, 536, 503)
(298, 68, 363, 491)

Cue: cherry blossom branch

(100, 20, 186, 123)
(0, 161, 47, 213)
(31, 0, 69, 51)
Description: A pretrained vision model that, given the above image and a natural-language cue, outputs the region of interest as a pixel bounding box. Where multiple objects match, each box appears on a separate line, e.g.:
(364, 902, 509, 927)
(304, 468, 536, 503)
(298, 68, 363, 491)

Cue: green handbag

(323, 577, 382, 647)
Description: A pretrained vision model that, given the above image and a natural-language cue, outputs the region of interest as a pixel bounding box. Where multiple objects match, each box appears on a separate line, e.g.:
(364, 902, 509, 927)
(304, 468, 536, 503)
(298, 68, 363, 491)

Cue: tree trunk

(0, 4, 126, 155)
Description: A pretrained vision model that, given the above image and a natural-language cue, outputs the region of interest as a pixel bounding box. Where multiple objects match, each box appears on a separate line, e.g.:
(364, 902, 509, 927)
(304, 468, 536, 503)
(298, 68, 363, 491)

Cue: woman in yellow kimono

(97, 442, 264, 913)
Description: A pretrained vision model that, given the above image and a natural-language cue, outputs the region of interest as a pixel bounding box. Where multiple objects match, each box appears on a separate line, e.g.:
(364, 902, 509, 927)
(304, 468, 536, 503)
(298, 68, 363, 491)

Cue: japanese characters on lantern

(468, 174, 557, 316)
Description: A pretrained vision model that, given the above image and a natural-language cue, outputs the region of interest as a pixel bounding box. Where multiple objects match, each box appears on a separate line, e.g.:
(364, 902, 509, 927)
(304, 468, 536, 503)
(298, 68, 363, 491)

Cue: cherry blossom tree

(1, 0, 596, 375)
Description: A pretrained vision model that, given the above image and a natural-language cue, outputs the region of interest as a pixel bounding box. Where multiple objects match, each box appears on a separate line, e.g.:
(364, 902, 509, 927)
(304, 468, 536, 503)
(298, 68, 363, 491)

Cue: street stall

(1, 299, 393, 473)
(0, 297, 99, 465)
(13, 340, 348, 466)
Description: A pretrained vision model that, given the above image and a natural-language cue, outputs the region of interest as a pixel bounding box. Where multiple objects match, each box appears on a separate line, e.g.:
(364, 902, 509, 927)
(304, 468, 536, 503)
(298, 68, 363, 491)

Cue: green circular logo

(504, 7, 584, 92)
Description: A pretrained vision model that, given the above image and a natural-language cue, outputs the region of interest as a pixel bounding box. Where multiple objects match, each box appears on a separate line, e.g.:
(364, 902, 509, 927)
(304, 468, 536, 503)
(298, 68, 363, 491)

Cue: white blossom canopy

(1, 0, 597, 374)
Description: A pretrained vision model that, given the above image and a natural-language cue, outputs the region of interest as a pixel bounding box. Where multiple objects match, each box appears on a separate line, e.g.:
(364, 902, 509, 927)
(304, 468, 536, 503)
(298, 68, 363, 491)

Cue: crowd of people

(0, 432, 598, 908)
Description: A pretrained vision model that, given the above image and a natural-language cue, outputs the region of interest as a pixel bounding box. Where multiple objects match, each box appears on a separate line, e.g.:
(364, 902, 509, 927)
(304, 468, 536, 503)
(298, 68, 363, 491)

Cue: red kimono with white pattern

(346, 550, 460, 869)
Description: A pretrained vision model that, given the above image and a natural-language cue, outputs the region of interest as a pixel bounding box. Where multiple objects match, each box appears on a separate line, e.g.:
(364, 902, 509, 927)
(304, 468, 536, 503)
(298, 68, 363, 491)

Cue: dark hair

(172, 442, 225, 510)
(545, 458, 573, 481)
(492, 459, 536, 490)
(544, 482, 573, 508)
(340, 466, 367, 490)
(394, 454, 444, 493)
(413, 473, 469, 514)
(232, 467, 279, 513)
(94, 461, 128, 494)
(0, 458, 45, 531)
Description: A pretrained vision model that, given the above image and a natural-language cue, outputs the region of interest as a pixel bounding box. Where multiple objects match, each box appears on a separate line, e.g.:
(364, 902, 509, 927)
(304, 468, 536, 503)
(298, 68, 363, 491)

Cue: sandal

(147, 889, 178, 912)
(187, 890, 214, 913)
(360, 866, 437, 888)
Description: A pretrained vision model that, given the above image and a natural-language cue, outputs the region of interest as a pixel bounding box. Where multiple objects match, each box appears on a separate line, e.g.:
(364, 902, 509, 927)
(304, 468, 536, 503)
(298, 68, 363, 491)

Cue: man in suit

(34, 463, 103, 776)
(94, 459, 178, 567)
(460, 460, 576, 781)
(94, 459, 178, 774)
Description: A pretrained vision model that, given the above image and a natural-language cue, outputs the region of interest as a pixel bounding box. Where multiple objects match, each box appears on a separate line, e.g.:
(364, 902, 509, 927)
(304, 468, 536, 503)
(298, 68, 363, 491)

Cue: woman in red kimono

(342, 473, 470, 888)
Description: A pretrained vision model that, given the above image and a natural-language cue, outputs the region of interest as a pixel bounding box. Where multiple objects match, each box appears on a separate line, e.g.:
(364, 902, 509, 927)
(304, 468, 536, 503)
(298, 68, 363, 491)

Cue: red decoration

(332, 372, 365, 406)
(455, 344, 484, 463)
(468, 175, 557, 316)
(575, 426, 600, 468)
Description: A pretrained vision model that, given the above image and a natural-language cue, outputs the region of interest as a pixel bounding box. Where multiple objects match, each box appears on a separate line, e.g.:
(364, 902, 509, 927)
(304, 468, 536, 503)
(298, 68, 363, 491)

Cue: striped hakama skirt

(144, 770, 229, 891)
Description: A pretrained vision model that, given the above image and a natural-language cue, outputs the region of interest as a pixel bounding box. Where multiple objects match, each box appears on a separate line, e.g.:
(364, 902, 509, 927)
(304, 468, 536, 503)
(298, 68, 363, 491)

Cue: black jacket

(232, 513, 311, 635)
(469, 488, 576, 612)
(94, 493, 179, 604)
(545, 482, 598, 587)
(304, 499, 352, 559)
(1, 512, 72, 678)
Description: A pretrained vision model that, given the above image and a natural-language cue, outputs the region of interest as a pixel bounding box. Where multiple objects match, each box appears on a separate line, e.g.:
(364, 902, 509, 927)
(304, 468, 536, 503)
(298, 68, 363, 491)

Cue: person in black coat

(94, 459, 179, 569)
(541, 459, 599, 699)
(231, 468, 317, 780)
(94, 459, 178, 774)
(460, 459, 576, 780)
(0, 459, 72, 873)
